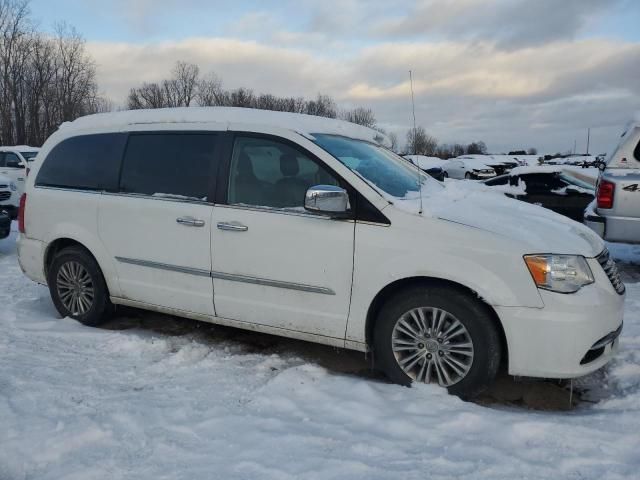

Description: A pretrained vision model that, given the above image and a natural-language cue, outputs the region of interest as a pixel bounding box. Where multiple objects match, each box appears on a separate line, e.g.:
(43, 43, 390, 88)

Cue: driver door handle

(176, 217, 205, 227)
(217, 221, 248, 232)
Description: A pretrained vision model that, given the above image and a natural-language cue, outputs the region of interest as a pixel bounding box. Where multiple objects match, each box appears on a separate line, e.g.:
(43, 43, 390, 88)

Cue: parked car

(456, 155, 517, 176)
(0, 146, 39, 218)
(403, 155, 446, 181)
(443, 157, 497, 179)
(0, 209, 10, 239)
(0, 174, 18, 220)
(483, 167, 595, 222)
(585, 118, 640, 244)
(18, 107, 624, 398)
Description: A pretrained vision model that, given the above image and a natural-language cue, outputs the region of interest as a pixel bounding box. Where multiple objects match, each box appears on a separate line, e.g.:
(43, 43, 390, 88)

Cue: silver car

(585, 119, 640, 244)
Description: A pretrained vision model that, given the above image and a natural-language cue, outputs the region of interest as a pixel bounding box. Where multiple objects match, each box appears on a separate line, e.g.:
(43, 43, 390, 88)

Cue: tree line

(0, 0, 106, 147)
(405, 125, 537, 159)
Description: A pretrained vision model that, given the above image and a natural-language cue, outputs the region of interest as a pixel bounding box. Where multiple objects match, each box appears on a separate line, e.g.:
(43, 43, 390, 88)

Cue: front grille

(0, 191, 11, 201)
(597, 248, 625, 295)
(0, 184, 7, 188)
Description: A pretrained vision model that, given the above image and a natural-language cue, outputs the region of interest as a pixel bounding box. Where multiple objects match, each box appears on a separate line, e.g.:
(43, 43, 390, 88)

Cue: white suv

(0, 146, 39, 218)
(18, 108, 624, 397)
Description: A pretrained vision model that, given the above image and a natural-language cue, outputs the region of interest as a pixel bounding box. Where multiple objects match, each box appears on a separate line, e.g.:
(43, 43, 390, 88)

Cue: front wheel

(443, 171, 449, 178)
(373, 285, 501, 398)
(465, 172, 472, 179)
(48, 246, 113, 326)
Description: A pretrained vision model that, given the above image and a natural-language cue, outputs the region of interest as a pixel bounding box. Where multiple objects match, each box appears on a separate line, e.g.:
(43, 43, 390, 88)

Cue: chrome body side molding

(114, 257, 335, 295)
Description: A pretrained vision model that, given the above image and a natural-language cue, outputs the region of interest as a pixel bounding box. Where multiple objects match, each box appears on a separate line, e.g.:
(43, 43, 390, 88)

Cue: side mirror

(305, 185, 350, 217)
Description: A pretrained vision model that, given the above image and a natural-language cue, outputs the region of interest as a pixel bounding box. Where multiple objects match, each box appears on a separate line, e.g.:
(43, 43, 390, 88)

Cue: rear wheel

(48, 246, 113, 326)
(373, 285, 501, 398)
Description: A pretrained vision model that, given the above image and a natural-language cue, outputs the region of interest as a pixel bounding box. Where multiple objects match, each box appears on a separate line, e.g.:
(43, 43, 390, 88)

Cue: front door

(211, 134, 355, 339)
(98, 132, 219, 317)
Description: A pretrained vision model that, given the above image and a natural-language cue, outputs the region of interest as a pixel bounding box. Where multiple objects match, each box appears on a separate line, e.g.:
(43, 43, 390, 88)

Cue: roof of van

(61, 107, 390, 147)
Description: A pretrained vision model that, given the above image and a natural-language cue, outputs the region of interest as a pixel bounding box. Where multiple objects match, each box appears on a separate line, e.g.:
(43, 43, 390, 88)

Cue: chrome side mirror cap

(304, 185, 350, 216)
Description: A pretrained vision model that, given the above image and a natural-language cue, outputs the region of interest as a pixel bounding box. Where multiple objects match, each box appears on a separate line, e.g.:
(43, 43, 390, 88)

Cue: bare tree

(196, 72, 223, 106)
(527, 147, 538, 155)
(406, 126, 437, 156)
(387, 131, 398, 152)
(451, 144, 465, 157)
(466, 141, 487, 155)
(0, 4, 105, 146)
(340, 107, 376, 128)
(305, 94, 337, 118)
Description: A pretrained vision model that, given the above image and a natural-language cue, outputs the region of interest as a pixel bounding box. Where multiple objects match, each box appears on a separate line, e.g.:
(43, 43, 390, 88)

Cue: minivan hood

(420, 182, 604, 257)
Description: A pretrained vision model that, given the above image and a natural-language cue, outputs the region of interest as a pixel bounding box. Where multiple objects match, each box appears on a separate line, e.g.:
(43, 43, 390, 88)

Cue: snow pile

(1, 228, 639, 479)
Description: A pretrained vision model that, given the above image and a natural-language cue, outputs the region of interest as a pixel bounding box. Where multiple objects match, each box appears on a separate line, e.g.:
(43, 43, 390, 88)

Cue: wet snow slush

(1, 226, 639, 479)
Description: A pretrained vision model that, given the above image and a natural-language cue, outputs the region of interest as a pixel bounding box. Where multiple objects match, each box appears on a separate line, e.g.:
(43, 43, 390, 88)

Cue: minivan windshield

(312, 134, 440, 199)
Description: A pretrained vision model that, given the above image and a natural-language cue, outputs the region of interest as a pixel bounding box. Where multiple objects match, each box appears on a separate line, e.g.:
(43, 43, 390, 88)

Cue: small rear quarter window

(36, 133, 127, 191)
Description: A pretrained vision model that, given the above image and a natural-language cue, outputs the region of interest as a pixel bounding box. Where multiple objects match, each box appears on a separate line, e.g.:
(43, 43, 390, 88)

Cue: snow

(0, 145, 39, 152)
(61, 107, 391, 148)
(403, 155, 448, 169)
(450, 158, 494, 170)
(1, 226, 640, 479)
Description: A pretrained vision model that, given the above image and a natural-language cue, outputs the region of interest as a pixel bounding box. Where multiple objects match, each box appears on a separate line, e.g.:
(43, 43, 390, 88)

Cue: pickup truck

(585, 118, 640, 244)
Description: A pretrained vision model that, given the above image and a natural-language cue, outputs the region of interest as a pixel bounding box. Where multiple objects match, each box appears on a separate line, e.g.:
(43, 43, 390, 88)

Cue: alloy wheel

(56, 261, 95, 316)
(391, 307, 474, 387)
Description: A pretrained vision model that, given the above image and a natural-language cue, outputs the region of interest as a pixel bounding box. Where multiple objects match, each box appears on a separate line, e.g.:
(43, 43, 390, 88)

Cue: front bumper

(471, 172, 496, 180)
(496, 257, 624, 378)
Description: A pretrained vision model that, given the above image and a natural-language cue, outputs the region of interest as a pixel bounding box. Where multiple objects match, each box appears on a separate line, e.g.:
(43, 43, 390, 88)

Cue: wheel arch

(365, 276, 508, 365)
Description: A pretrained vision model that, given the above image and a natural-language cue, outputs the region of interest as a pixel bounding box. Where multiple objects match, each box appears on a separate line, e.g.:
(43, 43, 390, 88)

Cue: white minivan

(18, 108, 624, 397)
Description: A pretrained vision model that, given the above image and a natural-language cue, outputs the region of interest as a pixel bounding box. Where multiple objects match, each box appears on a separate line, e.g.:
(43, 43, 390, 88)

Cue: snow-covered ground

(1, 225, 639, 480)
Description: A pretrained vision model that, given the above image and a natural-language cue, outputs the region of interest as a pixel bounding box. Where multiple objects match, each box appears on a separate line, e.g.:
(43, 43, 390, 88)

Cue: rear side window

(36, 134, 127, 190)
(120, 134, 217, 201)
(634, 140, 640, 162)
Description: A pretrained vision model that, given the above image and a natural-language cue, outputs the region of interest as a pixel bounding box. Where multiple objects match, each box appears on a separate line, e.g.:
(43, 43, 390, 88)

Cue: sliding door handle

(217, 221, 248, 232)
(177, 217, 205, 227)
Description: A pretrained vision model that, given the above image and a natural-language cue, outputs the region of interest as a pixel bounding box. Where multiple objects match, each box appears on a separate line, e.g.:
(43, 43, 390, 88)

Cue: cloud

(84, 12, 640, 154)
(374, 0, 614, 48)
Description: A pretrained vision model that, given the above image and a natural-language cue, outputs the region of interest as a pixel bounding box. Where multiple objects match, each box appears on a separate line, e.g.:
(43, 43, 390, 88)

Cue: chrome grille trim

(597, 249, 625, 295)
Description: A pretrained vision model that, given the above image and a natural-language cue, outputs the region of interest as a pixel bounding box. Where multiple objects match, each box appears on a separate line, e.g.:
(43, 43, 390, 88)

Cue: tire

(465, 172, 472, 179)
(48, 246, 113, 327)
(373, 285, 501, 398)
(443, 171, 448, 178)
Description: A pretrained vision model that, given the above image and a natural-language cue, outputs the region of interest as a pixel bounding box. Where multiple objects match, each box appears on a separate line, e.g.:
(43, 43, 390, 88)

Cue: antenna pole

(408, 69, 423, 215)
(409, 70, 417, 155)
(586, 127, 590, 155)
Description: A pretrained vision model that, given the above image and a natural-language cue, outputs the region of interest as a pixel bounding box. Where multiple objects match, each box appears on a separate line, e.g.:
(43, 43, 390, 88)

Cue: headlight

(9, 182, 17, 192)
(524, 255, 594, 293)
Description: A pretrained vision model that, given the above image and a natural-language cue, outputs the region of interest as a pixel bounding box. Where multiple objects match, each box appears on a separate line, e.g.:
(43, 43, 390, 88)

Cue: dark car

(0, 210, 11, 239)
(403, 155, 446, 181)
(483, 170, 595, 222)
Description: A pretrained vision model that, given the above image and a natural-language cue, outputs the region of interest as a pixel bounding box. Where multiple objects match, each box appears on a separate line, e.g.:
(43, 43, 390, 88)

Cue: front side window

(120, 134, 217, 201)
(312, 134, 441, 200)
(36, 134, 127, 190)
(228, 136, 339, 209)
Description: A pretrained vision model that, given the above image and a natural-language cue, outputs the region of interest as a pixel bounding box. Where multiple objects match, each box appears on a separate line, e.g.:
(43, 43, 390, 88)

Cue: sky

(29, 0, 640, 154)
